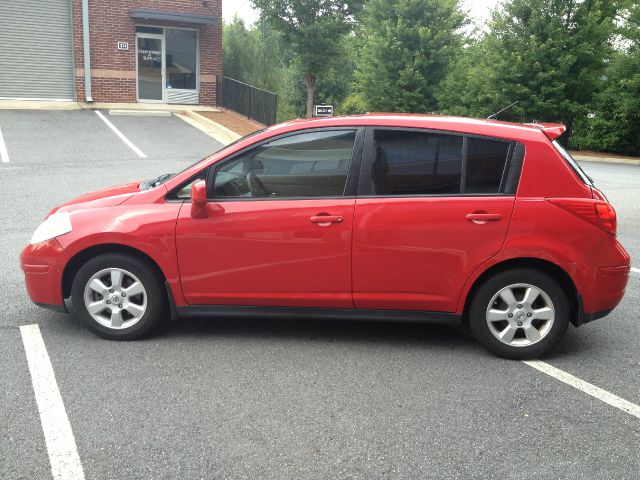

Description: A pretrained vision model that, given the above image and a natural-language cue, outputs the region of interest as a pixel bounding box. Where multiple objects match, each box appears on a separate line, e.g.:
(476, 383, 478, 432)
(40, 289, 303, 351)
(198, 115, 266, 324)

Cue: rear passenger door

(352, 128, 522, 312)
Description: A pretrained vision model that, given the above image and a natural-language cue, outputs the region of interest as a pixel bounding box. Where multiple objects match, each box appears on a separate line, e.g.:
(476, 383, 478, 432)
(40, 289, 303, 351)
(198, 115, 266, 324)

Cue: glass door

(136, 34, 165, 102)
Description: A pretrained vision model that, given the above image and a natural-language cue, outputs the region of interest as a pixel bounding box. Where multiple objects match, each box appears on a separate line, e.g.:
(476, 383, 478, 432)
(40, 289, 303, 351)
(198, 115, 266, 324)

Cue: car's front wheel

(71, 253, 166, 340)
(468, 268, 570, 359)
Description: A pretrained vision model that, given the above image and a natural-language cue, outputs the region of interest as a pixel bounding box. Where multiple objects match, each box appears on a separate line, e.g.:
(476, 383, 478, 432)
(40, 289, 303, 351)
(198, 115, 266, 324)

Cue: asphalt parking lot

(1, 109, 638, 479)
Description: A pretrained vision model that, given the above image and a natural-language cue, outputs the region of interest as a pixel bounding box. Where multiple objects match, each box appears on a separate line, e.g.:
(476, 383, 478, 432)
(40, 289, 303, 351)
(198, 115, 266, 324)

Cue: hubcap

(83, 268, 147, 330)
(486, 283, 555, 347)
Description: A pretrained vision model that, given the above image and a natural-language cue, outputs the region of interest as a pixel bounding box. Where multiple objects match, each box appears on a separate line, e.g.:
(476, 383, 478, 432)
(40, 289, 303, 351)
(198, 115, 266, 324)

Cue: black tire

(71, 253, 166, 340)
(468, 268, 570, 359)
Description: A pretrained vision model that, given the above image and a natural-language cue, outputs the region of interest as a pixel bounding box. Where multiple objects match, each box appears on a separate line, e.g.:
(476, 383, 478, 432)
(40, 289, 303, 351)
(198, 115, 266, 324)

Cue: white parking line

(20, 324, 85, 480)
(523, 360, 640, 419)
(631, 267, 640, 274)
(95, 110, 147, 158)
(0, 125, 10, 163)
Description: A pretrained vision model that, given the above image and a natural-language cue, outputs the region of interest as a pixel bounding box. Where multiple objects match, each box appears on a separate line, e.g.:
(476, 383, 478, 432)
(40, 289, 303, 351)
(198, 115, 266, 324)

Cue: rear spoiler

(525, 122, 567, 141)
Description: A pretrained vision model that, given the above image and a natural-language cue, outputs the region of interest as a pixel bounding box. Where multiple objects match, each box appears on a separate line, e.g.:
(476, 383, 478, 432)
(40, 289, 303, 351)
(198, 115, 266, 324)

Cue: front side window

(211, 130, 356, 199)
(372, 130, 463, 195)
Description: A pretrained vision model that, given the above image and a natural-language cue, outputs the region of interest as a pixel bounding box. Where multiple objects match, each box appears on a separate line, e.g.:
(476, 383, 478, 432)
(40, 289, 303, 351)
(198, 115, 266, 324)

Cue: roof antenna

(488, 101, 519, 120)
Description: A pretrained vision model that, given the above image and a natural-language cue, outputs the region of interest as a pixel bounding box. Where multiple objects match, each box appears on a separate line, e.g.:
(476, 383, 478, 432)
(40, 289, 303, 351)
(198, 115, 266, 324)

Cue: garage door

(0, 0, 75, 100)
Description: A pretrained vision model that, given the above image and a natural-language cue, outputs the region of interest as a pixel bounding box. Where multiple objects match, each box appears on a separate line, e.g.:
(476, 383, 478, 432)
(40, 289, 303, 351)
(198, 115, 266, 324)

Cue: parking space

(0, 110, 222, 297)
(0, 329, 51, 480)
(0, 110, 220, 166)
(1, 109, 639, 479)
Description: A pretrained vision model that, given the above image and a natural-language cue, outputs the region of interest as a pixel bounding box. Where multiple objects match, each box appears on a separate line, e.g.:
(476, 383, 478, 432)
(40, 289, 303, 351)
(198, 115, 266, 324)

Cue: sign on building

(117, 42, 129, 51)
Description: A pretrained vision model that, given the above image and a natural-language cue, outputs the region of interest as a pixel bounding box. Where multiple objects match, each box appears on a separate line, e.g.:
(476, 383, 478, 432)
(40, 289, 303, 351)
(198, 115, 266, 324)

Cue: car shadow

(154, 314, 479, 351)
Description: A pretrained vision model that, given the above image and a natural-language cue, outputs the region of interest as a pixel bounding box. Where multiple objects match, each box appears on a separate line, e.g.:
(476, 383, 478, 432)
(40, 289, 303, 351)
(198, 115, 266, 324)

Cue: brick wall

(71, 0, 222, 105)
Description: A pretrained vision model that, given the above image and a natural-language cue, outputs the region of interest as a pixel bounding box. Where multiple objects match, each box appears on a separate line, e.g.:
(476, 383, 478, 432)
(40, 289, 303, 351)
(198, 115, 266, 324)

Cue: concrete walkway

(0, 100, 219, 113)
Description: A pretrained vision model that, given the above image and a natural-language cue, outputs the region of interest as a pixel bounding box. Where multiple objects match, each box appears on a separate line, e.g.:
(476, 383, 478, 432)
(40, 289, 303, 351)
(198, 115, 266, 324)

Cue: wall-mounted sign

(117, 42, 129, 51)
(139, 49, 161, 62)
(314, 105, 334, 117)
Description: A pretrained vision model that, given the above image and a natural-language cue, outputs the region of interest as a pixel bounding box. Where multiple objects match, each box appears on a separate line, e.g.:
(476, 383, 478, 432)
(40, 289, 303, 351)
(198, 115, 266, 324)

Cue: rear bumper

(576, 242, 630, 325)
(20, 239, 66, 310)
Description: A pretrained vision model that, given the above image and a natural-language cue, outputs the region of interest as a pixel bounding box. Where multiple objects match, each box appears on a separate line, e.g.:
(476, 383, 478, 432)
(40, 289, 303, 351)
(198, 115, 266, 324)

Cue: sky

(221, 0, 502, 27)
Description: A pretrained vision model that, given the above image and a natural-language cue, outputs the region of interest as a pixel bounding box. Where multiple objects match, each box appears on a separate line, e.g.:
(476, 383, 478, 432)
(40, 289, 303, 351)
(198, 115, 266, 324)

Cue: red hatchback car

(21, 114, 630, 358)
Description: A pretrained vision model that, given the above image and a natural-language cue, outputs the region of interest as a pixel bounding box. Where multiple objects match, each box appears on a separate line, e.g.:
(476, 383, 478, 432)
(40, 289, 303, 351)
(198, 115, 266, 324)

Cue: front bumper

(20, 238, 66, 311)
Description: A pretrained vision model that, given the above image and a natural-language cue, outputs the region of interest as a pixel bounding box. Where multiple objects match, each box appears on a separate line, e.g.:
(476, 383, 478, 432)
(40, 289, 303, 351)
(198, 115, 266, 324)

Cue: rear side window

(465, 137, 511, 193)
(369, 129, 514, 196)
(372, 130, 463, 195)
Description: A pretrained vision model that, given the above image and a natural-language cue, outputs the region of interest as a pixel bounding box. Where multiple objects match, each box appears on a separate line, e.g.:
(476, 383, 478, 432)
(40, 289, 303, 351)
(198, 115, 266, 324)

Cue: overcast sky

(221, 0, 502, 26)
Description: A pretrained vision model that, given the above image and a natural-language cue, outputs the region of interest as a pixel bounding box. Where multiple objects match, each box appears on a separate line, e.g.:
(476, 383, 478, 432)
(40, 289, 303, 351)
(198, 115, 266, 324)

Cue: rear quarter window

(465, 137, 512, 194)
(552, 140, 593, 185)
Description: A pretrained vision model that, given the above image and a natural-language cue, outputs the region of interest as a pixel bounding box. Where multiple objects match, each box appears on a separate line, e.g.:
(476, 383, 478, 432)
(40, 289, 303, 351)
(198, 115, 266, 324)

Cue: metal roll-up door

(0, 0, 75, 100)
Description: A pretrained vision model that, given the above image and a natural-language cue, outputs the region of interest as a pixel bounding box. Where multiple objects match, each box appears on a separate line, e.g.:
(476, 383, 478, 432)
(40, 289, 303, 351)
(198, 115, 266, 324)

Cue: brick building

(0, 0, 222, 106)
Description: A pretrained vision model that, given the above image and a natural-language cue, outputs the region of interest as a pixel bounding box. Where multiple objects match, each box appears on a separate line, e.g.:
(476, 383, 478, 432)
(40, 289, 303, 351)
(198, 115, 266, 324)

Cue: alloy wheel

(83, 268, 147, 330)
(485, 283, 555, 347)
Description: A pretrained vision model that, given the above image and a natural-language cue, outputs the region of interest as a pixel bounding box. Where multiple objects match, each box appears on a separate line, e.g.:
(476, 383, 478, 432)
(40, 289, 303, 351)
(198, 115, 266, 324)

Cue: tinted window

(552, 140, 592, 185)
(166, 29, 197, 90)
(465, 137, 511, 193)
(372, 130, 463, 195)
(212, 130, 356, 199)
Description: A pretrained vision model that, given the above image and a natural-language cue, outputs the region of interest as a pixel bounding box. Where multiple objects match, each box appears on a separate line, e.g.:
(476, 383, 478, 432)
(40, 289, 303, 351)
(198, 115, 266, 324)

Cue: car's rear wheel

(468, 268, 570, 359)
(71, 253, 165, 340)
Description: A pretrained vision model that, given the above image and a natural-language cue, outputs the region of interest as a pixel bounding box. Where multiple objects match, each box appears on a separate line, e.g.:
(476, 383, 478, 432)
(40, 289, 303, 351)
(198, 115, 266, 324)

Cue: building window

(136, 26, 163, 34)
(165, 29, 197, 90)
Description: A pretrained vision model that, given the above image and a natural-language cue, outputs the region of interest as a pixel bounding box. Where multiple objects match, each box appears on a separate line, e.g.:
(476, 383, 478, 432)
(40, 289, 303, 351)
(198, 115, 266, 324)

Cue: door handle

(310, 215, 343, 225)
(466, 213, 502, 223)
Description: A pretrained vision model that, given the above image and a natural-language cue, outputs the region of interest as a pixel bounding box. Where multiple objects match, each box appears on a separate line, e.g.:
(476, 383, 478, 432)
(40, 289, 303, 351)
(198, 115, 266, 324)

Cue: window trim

(358, 126, 521, 198)
(165, 167, 211, 202)
(204, 127, 365, 202)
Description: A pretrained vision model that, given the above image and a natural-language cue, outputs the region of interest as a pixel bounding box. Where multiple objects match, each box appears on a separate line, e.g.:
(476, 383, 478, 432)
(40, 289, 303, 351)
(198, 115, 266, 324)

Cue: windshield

(552, 140, 593, 185)
(139, 128, 268, 191)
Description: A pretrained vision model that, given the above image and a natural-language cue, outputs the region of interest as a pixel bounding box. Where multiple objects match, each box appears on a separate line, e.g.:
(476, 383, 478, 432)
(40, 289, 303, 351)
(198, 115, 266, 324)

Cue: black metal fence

(217, 76, 278, 126)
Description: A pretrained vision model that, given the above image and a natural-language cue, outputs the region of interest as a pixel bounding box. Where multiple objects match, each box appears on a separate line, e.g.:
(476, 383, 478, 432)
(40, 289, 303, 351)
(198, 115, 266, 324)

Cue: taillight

(547, 198, 617, 236)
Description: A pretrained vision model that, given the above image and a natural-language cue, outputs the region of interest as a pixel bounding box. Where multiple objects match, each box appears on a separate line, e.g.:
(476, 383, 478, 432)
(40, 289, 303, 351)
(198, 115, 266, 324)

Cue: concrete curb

(79, 102, 220, 113)
(179, 111, 242, 145)
(572, 154, 640, 166)
(108, 110, 172, 116)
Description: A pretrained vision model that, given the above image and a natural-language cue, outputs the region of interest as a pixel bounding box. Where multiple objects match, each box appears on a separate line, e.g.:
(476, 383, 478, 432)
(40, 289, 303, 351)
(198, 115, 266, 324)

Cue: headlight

(30, 212, 72, 245)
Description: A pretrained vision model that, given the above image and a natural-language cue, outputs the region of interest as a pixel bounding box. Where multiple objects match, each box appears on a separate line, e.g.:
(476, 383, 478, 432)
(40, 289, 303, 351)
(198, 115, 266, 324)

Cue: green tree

(436, 40, 500, 118)
(570, 2, 640, 155)
(251, 0, 364, 117)
(222, 17, 284, 93)
(439, 0, 623, 133)
(352, 0, 466, 113)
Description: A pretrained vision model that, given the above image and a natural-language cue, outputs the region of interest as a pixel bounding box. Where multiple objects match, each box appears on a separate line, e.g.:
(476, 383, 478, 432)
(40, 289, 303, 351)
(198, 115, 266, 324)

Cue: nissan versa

(21, 114, 630, 358)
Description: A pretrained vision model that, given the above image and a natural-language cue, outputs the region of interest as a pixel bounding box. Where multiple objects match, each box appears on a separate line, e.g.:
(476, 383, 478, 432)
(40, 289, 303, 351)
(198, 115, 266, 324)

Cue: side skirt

(175, 304, 462, 325)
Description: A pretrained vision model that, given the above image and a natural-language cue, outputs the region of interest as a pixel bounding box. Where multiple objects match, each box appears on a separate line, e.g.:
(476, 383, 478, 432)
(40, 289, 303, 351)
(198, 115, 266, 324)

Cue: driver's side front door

(175, 128, 362, 308)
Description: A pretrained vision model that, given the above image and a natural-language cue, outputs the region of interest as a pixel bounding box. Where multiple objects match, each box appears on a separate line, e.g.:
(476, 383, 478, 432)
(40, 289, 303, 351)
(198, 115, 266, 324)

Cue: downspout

(82, 0, 93, 102)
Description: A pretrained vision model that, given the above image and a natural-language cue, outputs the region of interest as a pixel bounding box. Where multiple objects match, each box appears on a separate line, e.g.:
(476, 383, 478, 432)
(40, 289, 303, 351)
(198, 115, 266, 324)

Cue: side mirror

(190, 180, 208, 218)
